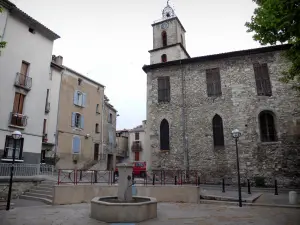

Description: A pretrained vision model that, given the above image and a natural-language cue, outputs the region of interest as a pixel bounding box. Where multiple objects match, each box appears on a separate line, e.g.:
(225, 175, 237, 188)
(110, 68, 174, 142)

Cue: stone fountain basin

(90, 196, 157, 223)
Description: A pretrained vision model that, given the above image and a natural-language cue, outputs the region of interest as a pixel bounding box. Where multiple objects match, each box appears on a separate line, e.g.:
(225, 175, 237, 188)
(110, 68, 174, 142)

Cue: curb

(199, 200, 300, 209)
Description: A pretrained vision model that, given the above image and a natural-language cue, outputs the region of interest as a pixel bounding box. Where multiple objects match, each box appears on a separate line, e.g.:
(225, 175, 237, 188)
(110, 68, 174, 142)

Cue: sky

(10, 0, 259, 130)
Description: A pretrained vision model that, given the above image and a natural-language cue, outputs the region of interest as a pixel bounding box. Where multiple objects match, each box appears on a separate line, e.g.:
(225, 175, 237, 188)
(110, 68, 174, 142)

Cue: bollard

(79, 170, 82, 181)
(289, 191, 298, 205)
(247, 179, 251, 194)
(175, 176, 177, 185)
(275, 179, 278, 195)
(197, 176, 200, 186)
(152, 174, 155, 185)
(222, 178, 225, 193)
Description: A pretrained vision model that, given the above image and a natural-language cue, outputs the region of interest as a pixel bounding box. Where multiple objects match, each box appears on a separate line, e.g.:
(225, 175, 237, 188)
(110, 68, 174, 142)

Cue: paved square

(0, 203, 299, 225)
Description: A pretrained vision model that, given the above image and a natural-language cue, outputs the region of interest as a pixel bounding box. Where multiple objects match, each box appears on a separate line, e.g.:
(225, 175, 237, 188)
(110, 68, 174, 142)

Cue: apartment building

(0, 0, 60, 164)
(55, 63, 105, 169)
(103, 98, 118, 170)
(128, 120, 151, 169)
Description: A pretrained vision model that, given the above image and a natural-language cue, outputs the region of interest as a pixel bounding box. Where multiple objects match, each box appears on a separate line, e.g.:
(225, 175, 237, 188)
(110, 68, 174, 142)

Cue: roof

(149, 43, 190, 58)
(1, 0, 60, 41)
(64, 66, 105, 88)
(130, 125, 144, 133)
(105, 101, 117, 113)
(50, 61, 64, 71)
(143, 44, 292, 72)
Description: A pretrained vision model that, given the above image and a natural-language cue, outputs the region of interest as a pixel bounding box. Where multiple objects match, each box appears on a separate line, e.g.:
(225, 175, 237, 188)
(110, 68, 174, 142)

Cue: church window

(212, 114, 224, 147)
(160, 119, 170, 150)
(162, 31, 167, 47)
(206, 68, 222, 97)
(253, 63, 272, 96)
(259, 111, 277, 142)
(158, 76, 170, 103)
(161, 54, 167, 63)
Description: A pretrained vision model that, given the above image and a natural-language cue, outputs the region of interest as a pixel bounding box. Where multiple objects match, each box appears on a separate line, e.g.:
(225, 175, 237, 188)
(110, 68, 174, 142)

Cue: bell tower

(149, 1, 190, 65)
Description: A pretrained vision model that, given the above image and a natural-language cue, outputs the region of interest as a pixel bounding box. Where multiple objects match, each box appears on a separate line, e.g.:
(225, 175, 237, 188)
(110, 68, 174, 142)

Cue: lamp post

(232, 128, 242, 207)
(6, 130, 22, 211)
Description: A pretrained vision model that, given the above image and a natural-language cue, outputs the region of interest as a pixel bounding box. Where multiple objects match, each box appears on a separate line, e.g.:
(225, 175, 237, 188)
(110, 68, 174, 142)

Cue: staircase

(19, 180, 55, 204)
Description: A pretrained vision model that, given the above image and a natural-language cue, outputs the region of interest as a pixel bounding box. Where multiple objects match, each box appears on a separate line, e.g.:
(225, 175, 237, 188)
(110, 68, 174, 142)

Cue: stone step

(19, 195, 52, 205)
(34, 187, 53, 192)
(24, 192, 52, 200)
(38, 184, 54, 188)
(30, 190, 52, 195)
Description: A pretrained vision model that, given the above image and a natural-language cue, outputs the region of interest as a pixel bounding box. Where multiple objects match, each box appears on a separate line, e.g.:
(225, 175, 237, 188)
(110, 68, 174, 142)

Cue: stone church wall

(146, 50, 300, 187)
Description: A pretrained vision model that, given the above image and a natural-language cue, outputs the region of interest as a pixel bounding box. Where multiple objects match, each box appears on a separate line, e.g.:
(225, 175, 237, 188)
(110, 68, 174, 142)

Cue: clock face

(162, 5, 175, 18)
(161, 22, 169, 30)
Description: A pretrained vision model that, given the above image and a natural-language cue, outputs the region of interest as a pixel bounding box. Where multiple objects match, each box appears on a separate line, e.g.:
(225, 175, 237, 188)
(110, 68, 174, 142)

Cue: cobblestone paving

(0, 203, 299, 225)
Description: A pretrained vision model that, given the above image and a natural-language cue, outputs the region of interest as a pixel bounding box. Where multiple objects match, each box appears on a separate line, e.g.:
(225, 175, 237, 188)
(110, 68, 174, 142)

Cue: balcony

(9, 112, 28, 128)
(131, 141, 143, 152)
(14, 73, 32, 90)
(45, 102, 50, 113)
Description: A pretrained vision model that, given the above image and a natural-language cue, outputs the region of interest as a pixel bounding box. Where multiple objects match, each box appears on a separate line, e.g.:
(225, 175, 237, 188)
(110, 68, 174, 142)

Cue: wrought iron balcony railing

(9, 112, 28, 127)
(14, 73, 32, 90)
(131, 141, 143, 152)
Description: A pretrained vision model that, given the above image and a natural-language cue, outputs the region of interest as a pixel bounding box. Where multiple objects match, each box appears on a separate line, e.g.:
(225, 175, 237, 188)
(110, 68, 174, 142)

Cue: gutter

(101, 87, 106, 156)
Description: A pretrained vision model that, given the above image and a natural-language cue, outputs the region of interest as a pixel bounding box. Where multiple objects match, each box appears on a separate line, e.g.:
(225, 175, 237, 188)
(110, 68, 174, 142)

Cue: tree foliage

(0, 6, 7, 51)
(245, 0, 300, 90)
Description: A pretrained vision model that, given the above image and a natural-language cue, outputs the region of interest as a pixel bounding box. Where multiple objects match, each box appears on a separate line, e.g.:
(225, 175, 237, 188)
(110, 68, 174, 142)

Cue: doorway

(94, 143, 99, 160)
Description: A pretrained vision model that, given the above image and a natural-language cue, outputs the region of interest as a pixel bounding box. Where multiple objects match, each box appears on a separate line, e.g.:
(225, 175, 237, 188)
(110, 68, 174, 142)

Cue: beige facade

(56, 62, 105, 169)
(103, 98, 118, 170)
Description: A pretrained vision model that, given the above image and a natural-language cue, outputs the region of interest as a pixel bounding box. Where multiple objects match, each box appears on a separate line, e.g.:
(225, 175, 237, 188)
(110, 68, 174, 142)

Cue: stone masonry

(144, 48, 300, 187)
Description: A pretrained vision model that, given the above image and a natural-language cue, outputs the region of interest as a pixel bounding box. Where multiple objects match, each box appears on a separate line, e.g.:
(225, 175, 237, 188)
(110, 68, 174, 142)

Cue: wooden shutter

(73, 91, 78, 105)
(13, 93, 24, 113)
(254, 63, 272, 96)
(206, 68, 221, 97)
(82, 93, 87, 107)
(72, 136, 81, 154)
(81, 115, 84, 129)
(71, 112, 76, 127)
(20, 62, 29, 76)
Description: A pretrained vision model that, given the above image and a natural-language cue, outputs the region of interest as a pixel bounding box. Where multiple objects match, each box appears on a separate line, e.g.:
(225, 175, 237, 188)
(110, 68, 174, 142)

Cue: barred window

(259, 111, 277, 142)
(158, 77, 170, 103)
(212, 114, 224, 147)
(253, 63, 272, 96)
(206, 68, 222, 97)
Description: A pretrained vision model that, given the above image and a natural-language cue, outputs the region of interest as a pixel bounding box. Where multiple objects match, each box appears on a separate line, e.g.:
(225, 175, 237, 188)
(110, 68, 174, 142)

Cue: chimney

(55, 55, 63, 65)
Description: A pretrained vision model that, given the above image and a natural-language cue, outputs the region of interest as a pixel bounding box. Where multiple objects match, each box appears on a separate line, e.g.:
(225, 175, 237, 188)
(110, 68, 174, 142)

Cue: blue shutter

(81, 115, 84, 129)
(82, 93, 87, 107)
(71, 112, 76, 127)
(73, 91, 78, 105)
(72, 136, 80, 154)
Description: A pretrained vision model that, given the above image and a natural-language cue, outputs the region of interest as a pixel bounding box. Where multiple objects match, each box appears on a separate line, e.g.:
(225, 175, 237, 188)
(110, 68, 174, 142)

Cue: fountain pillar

(117, 163, 133, 201)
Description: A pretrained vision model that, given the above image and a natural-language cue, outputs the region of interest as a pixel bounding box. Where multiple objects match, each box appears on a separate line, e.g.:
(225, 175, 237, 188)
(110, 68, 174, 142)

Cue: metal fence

(0, 163, 55, 177)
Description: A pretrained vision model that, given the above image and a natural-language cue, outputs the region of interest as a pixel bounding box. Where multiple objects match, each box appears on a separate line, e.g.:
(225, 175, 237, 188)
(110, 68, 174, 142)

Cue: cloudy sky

(11, 0, 259, 130)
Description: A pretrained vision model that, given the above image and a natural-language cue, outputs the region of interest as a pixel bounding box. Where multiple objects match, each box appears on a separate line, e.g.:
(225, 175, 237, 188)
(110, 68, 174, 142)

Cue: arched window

(212, 114, 224, 147)
(161, 54, 167, 63)
(160, 119, 170, 150)
(162, 31, 167, 47)
(259, 111, 277, 142)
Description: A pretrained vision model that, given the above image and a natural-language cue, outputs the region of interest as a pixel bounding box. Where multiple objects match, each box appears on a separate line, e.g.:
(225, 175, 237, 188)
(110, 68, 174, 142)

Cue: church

(142, 3, 300, 187)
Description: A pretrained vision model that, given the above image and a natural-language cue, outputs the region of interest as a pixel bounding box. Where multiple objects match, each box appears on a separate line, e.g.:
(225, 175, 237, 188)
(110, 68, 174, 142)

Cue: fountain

(90, 163, 157, 223)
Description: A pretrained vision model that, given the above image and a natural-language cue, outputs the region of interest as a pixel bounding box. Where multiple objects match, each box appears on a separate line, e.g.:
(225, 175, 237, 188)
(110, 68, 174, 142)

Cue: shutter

(18, 94, 24, 114)
(213, 68, 221, 96)
(82, 93, 87, 107)
(72, 136, 81, 154)
(81, 115, 84, 129)
(13, 93, 20, 113)
(21, 62, 29, 76)
(206, 69, 213, 96)
(73, 91, 78, 105)
(253, 64, 264, 95)
(71, 112, 76, 127)
(158, 78, 164, 102)
(261, 63, 272, 96)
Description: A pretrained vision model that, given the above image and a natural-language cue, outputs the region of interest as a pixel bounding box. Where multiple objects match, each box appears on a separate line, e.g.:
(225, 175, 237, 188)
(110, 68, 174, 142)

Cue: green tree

(0, 6, 7, 51)
(245, 0, 300, 90)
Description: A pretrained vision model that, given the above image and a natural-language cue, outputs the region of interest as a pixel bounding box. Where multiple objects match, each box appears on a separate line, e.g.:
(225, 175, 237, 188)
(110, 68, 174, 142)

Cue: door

(134, 152, 140, 161)
(94, 143, 99, 160)
(12, 93, 25, 126)
(20, 61, 29, 86)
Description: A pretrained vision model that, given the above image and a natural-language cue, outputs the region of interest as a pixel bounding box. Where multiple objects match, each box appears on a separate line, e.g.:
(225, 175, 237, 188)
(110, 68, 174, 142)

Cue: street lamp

(6, 130, 22, 211)
(232, 129, 242, 207)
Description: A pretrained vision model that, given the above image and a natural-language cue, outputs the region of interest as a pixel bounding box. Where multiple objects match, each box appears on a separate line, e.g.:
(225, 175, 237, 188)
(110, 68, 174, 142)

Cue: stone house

(0, 0, 60, 164)
(142, 3, 300, 186)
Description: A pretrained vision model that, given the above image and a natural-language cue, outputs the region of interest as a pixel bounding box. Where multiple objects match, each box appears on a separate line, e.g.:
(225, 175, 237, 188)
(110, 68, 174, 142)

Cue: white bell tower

(149, 1, 190, 65)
